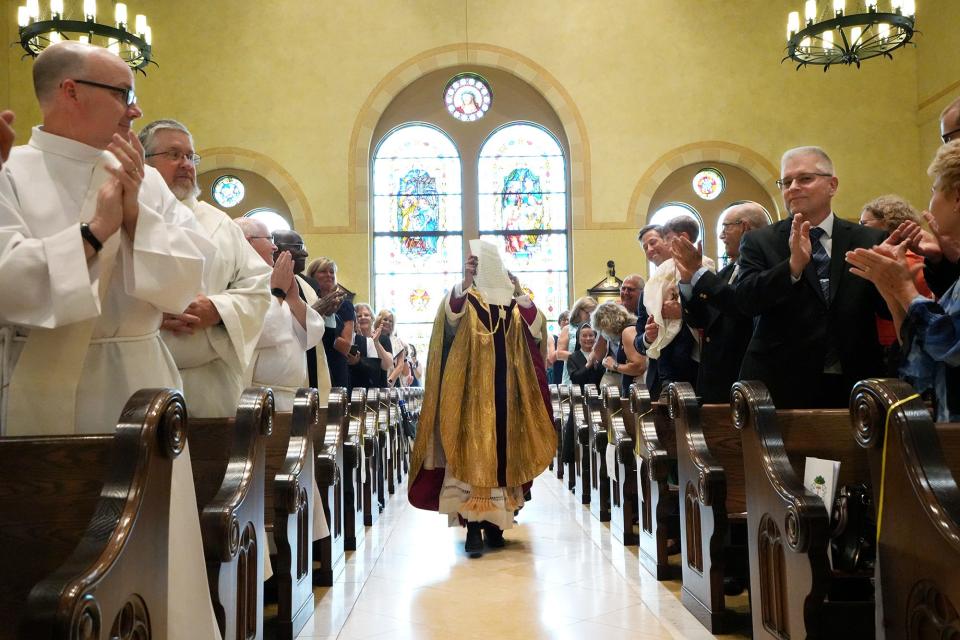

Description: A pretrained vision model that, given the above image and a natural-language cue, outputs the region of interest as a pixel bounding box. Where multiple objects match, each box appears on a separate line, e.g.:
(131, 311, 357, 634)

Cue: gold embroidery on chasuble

(408, 290, 556, 496)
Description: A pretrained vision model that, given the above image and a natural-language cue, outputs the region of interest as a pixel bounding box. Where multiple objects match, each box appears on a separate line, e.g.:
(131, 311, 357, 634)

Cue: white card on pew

(803, 457, 840, 511)
(469, 239, 514, 306)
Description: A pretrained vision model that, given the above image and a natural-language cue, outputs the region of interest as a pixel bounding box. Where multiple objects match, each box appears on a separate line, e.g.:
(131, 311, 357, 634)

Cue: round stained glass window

(212, 175, 245, 208)
(443, 73, 492, 123)
(692, 168, 724, 201)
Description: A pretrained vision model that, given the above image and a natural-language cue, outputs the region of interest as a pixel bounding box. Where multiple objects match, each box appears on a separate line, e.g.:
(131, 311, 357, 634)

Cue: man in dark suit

(734, 146, 887, 409)
(673, 201, 769, 403)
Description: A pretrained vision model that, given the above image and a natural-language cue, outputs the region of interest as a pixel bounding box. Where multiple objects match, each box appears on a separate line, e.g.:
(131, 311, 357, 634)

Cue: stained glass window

(478, 123, 569, 330)
(244, 208, 291, 233)
(692, 168, 724, 200)
(212, 175, 245, 208)
(372, 124, 463, 361)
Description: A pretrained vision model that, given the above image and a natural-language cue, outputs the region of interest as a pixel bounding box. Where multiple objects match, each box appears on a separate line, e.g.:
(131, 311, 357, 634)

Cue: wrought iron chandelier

(16, 0, 153, 72)
(784, 1, 916, 70)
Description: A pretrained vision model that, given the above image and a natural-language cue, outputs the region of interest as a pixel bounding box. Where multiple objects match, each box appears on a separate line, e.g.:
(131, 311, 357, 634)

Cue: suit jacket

(735, 216, 887, 408)
(567, 350, 605, 387)
(634, 290, 698, 398)
(682, 262, 753, 404)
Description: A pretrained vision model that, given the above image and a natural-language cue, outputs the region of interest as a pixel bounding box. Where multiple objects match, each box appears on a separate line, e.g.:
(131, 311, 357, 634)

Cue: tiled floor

(292, 471, 750, 639)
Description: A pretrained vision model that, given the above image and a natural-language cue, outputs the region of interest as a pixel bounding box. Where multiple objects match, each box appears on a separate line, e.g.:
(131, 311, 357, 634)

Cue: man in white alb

(141, 119, 271, 418)
(238, 217, 331, 540)
(0, 42, 221, 640)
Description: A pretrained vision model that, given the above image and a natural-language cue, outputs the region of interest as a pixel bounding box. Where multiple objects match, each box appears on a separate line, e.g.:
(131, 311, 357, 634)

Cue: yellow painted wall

(4, 0, 957, 296)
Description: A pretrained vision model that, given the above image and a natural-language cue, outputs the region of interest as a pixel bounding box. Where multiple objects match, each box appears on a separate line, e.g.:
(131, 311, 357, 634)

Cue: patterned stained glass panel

(479, 232, 568, 273)
(212, 175, 245, 208)
(373, 159, 462, 200)
(392, 322, 434, 374)
(512, 269, 569, 323)
(477, 156, 566, 200)
(375, 124, 459, 162)
(373, 235, 463, 275)
(692, 168, 724, 201)
(481, 123, 565, 158)
(374, 273, 456, 325)
(476, 193, 566, 232)
(372, 194, 463, 235)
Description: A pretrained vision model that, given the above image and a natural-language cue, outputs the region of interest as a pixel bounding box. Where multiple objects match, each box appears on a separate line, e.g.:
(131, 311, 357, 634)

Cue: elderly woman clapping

(846, 141, 960, 421)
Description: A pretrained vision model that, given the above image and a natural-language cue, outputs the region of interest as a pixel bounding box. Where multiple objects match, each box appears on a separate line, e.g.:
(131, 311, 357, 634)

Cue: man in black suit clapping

(733, 147, 887, 408)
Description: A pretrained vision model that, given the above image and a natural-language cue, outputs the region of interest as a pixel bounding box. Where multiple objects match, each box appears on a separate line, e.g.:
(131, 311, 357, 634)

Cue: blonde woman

(591, 301, 647, 395)
(348, 303, 393, 389)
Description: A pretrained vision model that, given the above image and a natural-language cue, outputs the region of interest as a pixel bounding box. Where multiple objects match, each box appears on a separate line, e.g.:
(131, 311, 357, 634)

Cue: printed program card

(469, 239, 514, 306)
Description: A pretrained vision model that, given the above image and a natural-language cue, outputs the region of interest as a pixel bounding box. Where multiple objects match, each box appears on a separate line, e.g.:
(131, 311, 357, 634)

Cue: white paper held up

(468, 239, 515, 306)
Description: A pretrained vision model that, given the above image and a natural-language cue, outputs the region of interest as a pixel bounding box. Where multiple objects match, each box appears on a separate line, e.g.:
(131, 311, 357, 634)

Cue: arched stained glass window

(372, 123, 463, 356)
(478, 123, 569, 329)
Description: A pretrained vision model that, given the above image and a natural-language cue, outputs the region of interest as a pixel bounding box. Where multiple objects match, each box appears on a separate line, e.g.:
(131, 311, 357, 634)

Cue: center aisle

(294, 471, 747, 640)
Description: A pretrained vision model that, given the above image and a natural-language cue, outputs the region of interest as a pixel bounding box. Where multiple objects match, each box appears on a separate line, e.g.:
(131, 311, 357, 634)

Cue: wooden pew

(270, 389, 320, 638)
(376, 388, 397, 497)
(605, 385, 639, 546)
(314, 387, 347, 586)
(668, 382, 749, 633)
(549, 384, 564, 479)
(362, 388, 383, 526)
(570, 384, 592, 506)
(850, 378, 960, 640)
(634, 386, 681, 580)
(732, 380, 874, 640)
(584, 384, 611, 522)
(189, 387, 271, 640)
(558, 384, 577, 492)
(0, 388, 181, 640)
(388, 388, 404, 490)
(343, 389, 367, 550)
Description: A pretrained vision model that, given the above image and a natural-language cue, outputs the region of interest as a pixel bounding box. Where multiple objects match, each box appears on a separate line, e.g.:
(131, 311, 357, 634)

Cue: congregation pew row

(549, 380, 960, 639)
(0, 385, 422, 640)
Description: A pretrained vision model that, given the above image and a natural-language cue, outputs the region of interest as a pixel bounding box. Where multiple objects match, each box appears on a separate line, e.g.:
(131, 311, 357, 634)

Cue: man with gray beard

(141, 119, 272, 417)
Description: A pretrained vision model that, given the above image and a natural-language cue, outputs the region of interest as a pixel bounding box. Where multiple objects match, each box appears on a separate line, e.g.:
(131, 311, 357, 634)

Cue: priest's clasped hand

(105, 131, 146, 239)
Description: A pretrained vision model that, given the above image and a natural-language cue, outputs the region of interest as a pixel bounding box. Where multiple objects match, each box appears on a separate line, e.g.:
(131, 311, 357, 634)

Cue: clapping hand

(508, 271, 524, 296)
(312, 289, 345, 316)
(106, 131, 145, 237)
(161, 310, 201, 335)
(846, 242, 920, 307)
(602, 355, 617, 370)
(788, 213, 812, 278)
(272, 251, 295, 293)
(671, 236, 703, 283)
(644, 314, 659, 343)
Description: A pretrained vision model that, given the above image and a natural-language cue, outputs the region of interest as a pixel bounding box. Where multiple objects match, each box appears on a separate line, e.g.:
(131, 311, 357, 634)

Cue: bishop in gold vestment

(408, 273, 556, 549)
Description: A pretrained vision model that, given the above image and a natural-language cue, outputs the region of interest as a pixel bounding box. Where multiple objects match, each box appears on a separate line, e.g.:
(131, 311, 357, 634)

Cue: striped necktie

(808, 226, 830, 300)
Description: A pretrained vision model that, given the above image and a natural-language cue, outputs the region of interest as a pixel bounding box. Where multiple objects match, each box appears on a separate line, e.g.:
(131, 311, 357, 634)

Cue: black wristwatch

(271, 287, 287, 300)
(80, 222, 103, 253)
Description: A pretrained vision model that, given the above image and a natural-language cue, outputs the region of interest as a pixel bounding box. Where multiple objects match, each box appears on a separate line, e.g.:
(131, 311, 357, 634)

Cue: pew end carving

(851, 378, 960, 640)
(733, 380, 874, 640)
(585, 384, 611, 522)
(633, 385, 681, 581)
(314, 387, 348, 586)
(606, 385, 639, 546)
(0, 388, 184, 640)
(668, 382, 749, 633)
(343, 389, 367, 550)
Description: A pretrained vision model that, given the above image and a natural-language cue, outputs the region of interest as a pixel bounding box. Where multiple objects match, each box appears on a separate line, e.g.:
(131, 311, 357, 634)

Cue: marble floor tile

(293, 468, 750, 640)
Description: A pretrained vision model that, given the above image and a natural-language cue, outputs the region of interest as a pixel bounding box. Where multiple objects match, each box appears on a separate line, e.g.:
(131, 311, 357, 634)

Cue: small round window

(443, 73, 492, 123)
(212, 175, 245, 208)
(692, 168, 724, 201)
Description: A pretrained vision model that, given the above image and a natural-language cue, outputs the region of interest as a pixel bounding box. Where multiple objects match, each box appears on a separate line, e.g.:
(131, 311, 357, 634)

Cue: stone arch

(628, 141, 783, 226)
(348, 43, 592, 233)
(198, 146, 312, 231)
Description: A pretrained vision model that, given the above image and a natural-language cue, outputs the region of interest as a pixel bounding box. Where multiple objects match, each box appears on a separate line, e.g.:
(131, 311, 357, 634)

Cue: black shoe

(465, 522, 483, 558)
(482, 522, 505, 548)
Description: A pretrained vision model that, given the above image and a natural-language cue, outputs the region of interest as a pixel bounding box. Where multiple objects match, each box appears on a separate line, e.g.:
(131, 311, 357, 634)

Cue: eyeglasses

(145, 149, 201, 165)
(941, 127, 960, 144)
(775, 172, 833, 190)
(276, 243, 305, 251)
(246, 236, 273, 241)
(720, 220, 745, 229)
(70, 79, 137, 106)
(619, 286, 638, 292)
